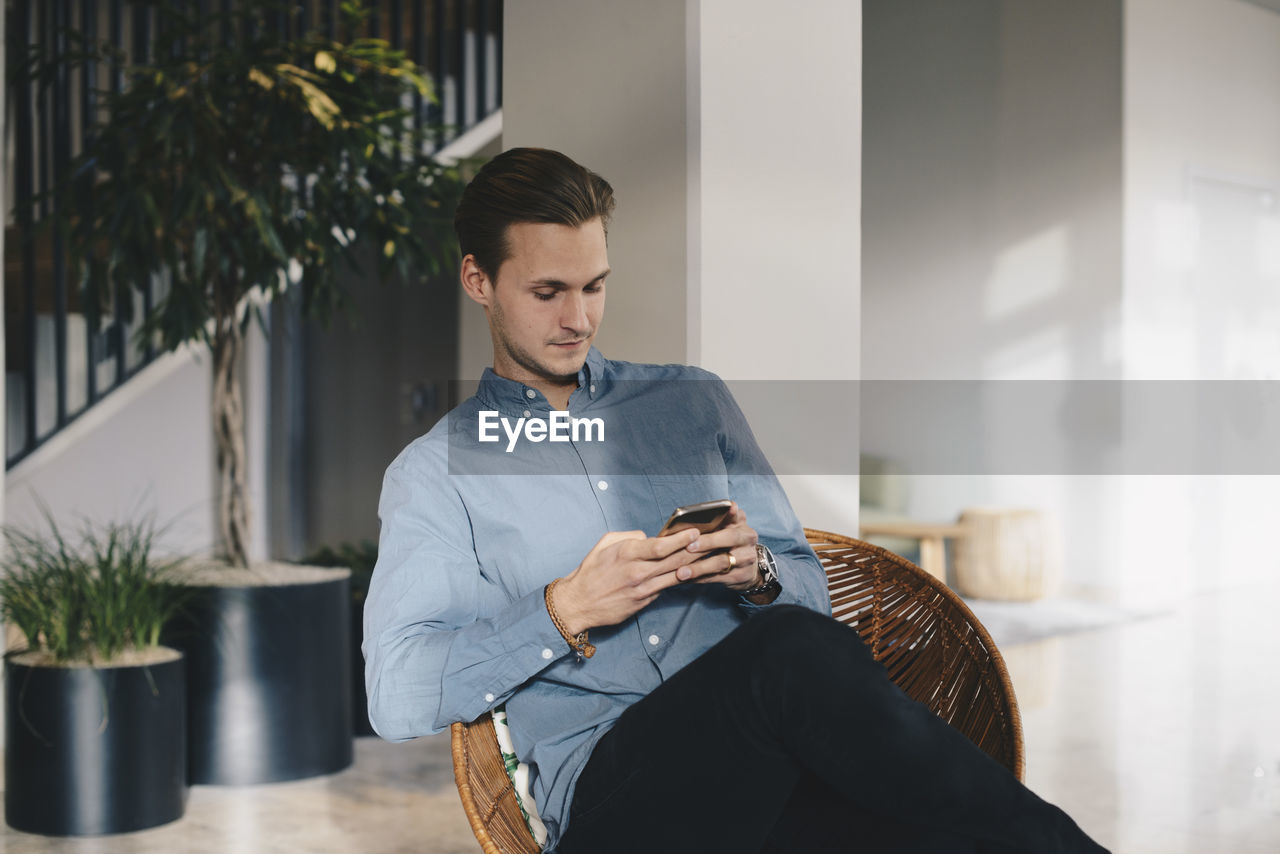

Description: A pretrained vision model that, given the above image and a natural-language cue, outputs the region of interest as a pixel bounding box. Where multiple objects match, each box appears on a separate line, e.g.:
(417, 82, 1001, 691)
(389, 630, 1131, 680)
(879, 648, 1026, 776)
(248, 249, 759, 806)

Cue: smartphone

(658, 499, 733, 536)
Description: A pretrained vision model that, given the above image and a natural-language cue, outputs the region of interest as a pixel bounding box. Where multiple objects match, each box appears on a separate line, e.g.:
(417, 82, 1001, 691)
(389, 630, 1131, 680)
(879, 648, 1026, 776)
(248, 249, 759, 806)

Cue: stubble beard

(491, 302, 589, 387)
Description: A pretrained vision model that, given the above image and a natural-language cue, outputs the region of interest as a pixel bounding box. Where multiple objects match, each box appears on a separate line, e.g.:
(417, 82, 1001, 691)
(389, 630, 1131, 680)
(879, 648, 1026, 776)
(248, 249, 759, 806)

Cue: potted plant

(0, 514, 188, 835)
(20, 1, 465, 784)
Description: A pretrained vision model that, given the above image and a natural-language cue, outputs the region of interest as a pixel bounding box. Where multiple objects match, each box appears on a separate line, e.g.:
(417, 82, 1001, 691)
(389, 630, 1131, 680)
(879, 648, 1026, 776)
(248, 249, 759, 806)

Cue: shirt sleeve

(362, 436, 571, 741)
(707, 375, 833, 618)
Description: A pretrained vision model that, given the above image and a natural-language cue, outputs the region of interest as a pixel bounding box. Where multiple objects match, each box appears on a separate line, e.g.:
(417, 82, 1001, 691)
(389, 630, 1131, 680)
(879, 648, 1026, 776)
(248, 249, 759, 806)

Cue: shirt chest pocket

(643, 449, 732, 534)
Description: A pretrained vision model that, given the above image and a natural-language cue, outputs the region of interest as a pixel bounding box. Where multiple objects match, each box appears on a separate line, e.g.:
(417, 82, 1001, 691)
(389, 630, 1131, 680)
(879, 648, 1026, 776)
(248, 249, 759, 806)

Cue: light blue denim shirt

(364, 347, 831, 851)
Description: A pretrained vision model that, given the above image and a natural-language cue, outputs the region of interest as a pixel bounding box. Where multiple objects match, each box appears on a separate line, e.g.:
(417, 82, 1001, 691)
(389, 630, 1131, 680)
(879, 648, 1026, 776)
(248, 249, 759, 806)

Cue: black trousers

(557, 605, 1108, 854)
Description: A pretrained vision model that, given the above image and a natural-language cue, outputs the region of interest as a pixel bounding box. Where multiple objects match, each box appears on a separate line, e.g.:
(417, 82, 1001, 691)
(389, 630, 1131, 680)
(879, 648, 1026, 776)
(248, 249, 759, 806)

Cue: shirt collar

(476, 346, 609, 414)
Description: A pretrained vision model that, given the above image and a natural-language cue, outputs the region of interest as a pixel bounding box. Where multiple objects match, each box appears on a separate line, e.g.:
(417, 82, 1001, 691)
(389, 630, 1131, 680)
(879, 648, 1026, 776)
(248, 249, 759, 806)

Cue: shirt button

(590, 384, 597, 393)
(523, 409, 531, 417)
(541, 648, 554, 660)
(648, 634, 660, 646)
(484, 693, 495, 703)
(525, 389, 537, 399)
(597, 480, 608, 491)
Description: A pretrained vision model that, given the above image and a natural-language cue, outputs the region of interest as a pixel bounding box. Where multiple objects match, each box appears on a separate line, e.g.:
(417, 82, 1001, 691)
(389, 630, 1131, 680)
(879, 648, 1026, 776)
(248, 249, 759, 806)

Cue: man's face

(474, 219, 609, 389)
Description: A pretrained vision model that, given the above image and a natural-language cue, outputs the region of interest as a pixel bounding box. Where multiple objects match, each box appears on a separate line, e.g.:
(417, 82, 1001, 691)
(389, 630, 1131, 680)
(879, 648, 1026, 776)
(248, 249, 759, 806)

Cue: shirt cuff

(462, 587, 578, 721)
(502, 585, 578, 675)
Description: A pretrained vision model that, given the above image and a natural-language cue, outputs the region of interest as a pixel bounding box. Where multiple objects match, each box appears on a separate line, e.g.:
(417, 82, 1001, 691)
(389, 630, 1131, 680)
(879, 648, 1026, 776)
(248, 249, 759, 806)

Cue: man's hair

(454, 147, 616, 279)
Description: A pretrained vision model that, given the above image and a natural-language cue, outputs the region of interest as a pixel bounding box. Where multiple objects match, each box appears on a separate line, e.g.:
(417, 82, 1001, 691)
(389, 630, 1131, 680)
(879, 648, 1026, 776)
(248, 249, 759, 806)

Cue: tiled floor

(3, 579, 1279, 853)
(0, 733, 477, 853)
(1012, 580, 1280, 854)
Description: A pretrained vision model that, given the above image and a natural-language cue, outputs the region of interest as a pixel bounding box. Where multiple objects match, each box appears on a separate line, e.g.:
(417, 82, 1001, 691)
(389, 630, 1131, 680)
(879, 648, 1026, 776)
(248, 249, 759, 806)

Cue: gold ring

(727, 553, 737, 570)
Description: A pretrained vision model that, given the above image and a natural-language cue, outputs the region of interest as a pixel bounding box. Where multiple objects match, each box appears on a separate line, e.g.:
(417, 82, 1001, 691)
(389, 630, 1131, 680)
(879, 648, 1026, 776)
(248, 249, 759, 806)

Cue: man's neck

(490, 350, 586, 410)
(542, 385, 575, 410)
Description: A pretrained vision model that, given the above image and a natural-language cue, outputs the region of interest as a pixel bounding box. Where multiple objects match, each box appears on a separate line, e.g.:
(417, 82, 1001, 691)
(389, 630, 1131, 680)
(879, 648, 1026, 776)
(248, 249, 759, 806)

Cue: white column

(691, 1, 861, 380)
(691, 1, 862, 532)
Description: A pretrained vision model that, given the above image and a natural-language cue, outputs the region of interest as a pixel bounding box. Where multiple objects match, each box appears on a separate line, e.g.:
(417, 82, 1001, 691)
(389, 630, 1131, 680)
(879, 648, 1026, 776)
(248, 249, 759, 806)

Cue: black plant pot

(164, 570, 353, 785)
(351, 597, 375, 736)
(4, 652, 187, 836)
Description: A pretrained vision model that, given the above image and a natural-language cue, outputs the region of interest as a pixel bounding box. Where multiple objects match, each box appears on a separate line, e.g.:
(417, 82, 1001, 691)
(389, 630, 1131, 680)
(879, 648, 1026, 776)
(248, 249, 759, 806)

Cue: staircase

(5, 0, 503, 469)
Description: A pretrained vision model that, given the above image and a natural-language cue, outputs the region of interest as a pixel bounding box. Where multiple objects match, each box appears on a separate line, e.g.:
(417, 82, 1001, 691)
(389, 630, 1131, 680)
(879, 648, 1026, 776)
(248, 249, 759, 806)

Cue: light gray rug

(961, 596, 1163, 647)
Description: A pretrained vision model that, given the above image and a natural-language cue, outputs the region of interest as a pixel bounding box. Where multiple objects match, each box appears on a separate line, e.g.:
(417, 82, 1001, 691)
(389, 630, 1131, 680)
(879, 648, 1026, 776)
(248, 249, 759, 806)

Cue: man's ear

(460, 254, 493, 307)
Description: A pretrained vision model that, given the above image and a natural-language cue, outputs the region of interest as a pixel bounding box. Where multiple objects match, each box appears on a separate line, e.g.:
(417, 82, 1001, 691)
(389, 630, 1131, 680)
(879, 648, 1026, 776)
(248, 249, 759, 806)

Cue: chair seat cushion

(493, 706, 549, 847)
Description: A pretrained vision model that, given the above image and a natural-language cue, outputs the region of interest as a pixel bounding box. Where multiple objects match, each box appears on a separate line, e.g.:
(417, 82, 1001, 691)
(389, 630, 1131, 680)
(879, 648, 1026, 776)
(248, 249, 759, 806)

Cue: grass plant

(0, 514, 188, 665)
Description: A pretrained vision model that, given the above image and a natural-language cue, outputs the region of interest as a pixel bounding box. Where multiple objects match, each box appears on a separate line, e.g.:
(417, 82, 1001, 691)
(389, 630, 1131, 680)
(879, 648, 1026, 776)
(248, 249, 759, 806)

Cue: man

(364, 148, 1107, 853)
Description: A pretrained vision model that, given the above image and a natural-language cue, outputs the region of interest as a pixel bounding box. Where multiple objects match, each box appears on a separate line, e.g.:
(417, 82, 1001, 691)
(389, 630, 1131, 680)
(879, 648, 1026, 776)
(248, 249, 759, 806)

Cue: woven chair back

(450, 529, 1025, 853)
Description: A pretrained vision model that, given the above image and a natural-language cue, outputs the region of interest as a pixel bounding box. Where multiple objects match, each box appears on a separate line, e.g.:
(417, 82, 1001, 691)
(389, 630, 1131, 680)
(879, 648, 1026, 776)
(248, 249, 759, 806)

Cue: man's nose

(561, 292, 589, 331)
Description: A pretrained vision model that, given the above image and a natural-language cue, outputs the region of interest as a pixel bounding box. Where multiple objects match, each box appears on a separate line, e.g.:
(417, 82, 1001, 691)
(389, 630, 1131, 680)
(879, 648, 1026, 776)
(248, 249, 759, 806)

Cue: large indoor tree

(27, 1, 464, 567)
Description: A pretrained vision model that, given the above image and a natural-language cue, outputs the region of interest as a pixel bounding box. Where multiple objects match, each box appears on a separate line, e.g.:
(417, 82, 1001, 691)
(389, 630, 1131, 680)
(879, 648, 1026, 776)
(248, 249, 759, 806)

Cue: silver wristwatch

(741, 544, 781, 598)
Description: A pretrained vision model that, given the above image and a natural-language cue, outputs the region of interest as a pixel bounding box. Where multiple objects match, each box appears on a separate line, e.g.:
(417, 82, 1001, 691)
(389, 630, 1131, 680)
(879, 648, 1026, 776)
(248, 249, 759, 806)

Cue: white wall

(863, 0, 1280, 606)
(503, 0, 690, 369)
(502, 0, 862, 532)
(1120, 0, 1280, 603)
(4, 350, 218, 559)
(864, 0, 1124, 383)
(456, 131, 504, 386)
(861, 0, 1124, 598)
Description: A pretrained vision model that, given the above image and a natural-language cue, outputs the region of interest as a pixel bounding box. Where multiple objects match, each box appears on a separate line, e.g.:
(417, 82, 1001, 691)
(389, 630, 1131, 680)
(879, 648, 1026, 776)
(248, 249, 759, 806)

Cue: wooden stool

(857, 520, 967, 584)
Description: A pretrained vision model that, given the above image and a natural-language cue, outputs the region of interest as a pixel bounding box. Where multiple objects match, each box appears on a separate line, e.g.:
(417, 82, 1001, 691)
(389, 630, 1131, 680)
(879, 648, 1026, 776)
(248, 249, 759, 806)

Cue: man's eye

(533, 291, 555, 301)
(584, 283, 603, 293)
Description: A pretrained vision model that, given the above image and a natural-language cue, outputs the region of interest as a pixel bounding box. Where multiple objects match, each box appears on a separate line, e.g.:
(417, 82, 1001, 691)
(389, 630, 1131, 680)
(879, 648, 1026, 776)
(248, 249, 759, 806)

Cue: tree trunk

(212, 314, 250, 568)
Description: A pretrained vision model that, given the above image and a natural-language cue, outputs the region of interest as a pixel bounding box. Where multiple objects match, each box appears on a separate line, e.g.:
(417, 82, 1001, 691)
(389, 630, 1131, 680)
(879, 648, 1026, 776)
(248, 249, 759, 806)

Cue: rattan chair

(450, 529, 1025, 854)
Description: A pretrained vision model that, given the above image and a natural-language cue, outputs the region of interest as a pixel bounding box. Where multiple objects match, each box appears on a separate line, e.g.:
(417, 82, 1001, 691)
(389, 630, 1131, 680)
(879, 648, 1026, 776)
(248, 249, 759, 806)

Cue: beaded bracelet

(545, 579, 596, 661)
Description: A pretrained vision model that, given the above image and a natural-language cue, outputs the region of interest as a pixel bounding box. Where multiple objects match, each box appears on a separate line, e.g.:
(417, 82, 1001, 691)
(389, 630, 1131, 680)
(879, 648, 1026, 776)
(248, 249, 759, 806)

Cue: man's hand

(551, 528, 702, 635)
(679, 503, 766, 592)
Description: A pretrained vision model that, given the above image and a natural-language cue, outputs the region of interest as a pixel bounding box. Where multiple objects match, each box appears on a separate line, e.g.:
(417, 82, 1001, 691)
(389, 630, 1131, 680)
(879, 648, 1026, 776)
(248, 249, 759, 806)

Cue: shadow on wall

(860, 0, 1123, 601)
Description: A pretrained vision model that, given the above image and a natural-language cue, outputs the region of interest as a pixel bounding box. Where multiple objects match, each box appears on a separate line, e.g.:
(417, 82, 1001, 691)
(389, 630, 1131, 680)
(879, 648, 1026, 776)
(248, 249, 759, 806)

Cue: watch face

(755, 545, 779, 585)
(747, 547, 778, 594)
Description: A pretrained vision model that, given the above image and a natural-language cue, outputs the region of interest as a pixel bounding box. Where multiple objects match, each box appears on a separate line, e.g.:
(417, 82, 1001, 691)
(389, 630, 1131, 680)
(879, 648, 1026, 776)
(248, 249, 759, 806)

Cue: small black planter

(4, 652, 187, 836)
(164, 568, 353, 785)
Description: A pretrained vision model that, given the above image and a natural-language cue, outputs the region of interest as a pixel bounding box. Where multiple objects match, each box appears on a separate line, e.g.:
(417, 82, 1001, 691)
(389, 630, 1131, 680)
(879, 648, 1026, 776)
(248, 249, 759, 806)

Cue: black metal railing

(4, 0, 501, 468)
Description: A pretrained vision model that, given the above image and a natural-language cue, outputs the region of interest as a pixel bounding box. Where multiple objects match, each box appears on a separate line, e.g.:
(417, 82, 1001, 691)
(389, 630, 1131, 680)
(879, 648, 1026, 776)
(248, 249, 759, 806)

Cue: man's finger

(618, 530, 699, 583)
(635, 539, 702, 583)
(688, 546, 758, 584)
(638, 568, 688, 598)
(645, 528, 700, 560)
(680, 550, 733, 580)
(687, 523, 755, 555)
